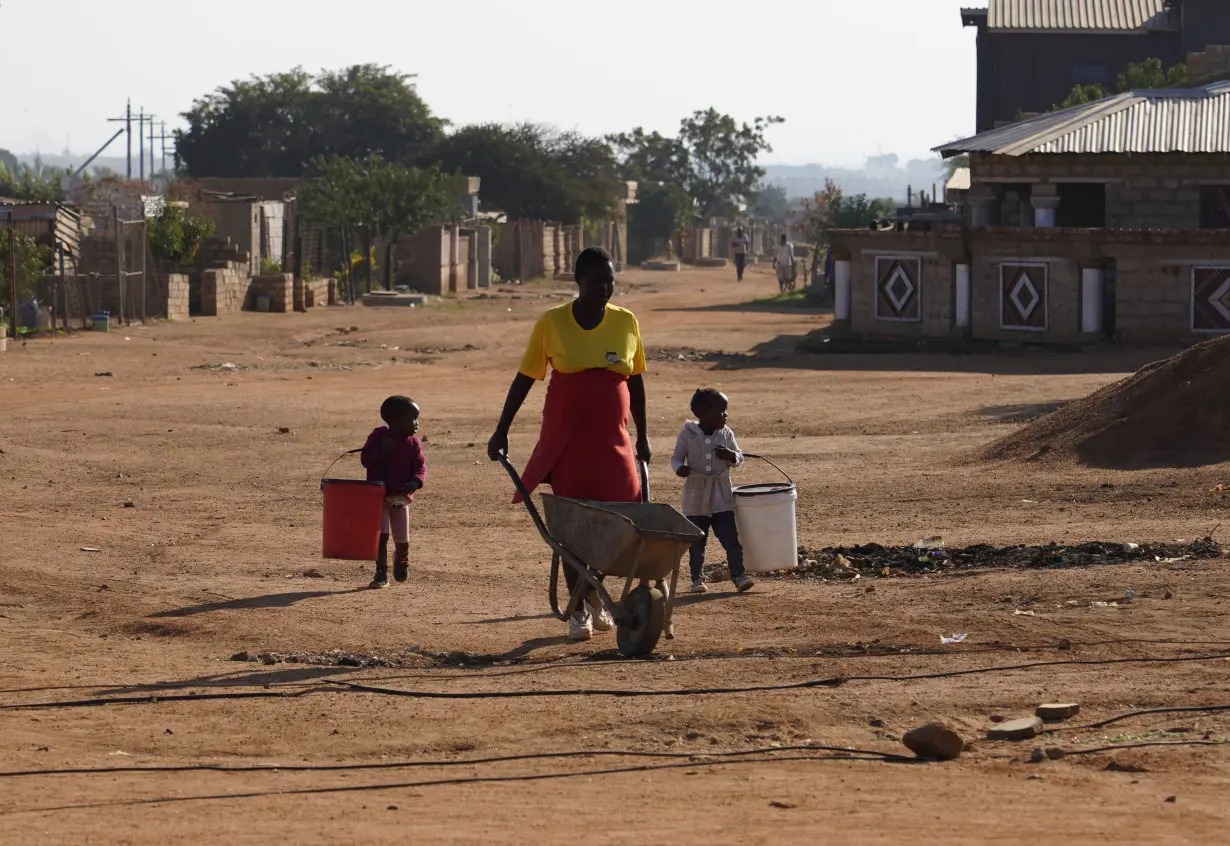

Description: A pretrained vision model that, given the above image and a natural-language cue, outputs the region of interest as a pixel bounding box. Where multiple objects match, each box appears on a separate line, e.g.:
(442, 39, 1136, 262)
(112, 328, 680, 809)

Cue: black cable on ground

(0, 742, 913, 780)
(1063, 740, 1229, 756)
(0, 688, 320, 712)
(5, 638, 1227, 697)
(323, 653, 1230, 701)
(1046, 704, 1230, 733)
(4, 653, 1227, 711)
(5, 740, 1229, 816)
(0, 753, 905, 816)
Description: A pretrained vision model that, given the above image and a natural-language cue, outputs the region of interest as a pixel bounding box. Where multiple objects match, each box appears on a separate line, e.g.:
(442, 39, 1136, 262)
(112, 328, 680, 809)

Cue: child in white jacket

(671, 389, 755, 594)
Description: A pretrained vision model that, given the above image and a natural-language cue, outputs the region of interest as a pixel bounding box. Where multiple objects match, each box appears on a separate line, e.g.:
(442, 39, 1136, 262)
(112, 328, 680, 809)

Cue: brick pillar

(969, 183, 996, 227)
(834, 259, 852, 323)
(1031, 184, 1060, 228)
(955, 262, 972, 331)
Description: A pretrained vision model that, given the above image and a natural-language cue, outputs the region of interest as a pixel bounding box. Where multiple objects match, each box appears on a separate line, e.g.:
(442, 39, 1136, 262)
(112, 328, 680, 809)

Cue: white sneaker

(568, 610, 593, 642)
(735, 575, 756, 593)
(588, 601, 615, 633)
(690, 581, 709, 594)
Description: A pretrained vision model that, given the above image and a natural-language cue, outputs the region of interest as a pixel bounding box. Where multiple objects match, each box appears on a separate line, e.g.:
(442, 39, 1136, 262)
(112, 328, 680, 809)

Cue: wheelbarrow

(497, 454, 704, 657)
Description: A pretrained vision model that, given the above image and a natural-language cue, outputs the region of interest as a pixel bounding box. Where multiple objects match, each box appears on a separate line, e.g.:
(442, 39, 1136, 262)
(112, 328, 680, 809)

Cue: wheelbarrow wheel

(616, 585, 666, 657)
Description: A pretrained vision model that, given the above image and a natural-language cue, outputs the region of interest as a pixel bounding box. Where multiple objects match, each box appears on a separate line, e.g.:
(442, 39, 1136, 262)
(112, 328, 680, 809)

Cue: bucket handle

(740, 453, 794, 486)
(320, 448, 363, 490)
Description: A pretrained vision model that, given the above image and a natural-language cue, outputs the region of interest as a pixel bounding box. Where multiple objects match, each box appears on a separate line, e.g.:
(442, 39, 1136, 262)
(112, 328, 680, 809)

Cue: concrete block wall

(196, 238, 251, 270)
(397, 227, 450, 294)
(198, 265, 247, 316)
(843, 233, 962, 339)
(683, 228, 714, 262)
(959, 230, 1104, 343)
(303, 278, 332, 307)
(971, 153, 1230, 229)
(153, 273, 190, 322)
(1107, 231, 1230, 345)
(831, 227, 1230, 346)
(248, 274, 293, 312)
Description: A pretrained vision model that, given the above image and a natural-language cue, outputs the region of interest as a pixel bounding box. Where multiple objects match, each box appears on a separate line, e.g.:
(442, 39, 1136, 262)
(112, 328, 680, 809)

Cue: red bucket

(321, 478, 386, 560)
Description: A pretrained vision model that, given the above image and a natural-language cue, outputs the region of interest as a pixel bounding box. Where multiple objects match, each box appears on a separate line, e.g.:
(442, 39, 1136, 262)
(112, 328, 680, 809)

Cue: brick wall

(150, 273, 189, 321)
(397, 227, 450, 294)
(830, 227, 1230, 346)
(492, 220, 560, 281)
(971, 153, 1230, 228)
(304, 278, 333, 307)
(196, 237, 251, 270)
(198, 265, 247, 316)
(248, 274, 293, 312)
(841, 232, 964, 339)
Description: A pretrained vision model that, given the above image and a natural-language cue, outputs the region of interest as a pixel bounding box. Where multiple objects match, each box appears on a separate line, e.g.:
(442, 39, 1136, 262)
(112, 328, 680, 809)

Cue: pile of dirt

(979, 335, 1230, 468)
(763, 539, 1220, 583)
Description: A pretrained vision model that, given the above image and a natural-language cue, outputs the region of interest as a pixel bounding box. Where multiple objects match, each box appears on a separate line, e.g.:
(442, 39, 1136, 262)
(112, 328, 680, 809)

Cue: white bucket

(733, 482, 798, 573)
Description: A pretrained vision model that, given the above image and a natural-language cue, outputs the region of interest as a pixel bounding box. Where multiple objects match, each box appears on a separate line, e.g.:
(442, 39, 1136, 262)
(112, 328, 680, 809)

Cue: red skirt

(514, 369, 641, 504)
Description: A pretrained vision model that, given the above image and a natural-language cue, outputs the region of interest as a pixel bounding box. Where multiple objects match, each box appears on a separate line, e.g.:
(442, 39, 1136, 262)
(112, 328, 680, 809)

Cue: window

(1071, 62, 1109, 86)
(1200, 187, 1230, 228)
(1057, 183, 1107, 228)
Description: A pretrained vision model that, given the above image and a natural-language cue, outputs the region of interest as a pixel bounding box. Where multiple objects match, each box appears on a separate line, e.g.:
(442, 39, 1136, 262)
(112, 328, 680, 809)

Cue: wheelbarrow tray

(541, 495, 703, 581)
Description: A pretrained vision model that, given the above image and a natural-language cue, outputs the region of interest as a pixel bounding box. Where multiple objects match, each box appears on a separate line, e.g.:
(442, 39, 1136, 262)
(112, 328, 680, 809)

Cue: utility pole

(155, 122, 175, 177)
(137, 107, 146, 183)
(148, 117, 157, 182)
(108, 100, 133, 179)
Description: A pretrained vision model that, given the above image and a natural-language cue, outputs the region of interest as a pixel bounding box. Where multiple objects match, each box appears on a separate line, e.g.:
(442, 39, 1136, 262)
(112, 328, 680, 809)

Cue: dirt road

(1, 264, 1227, 843)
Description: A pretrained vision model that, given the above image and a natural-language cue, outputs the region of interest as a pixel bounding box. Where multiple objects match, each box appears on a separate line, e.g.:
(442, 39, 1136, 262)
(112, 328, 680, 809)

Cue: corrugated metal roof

(987, 0, 1175, 32)
(934, 80, 1230, 156)
(946, 167, 972, 191)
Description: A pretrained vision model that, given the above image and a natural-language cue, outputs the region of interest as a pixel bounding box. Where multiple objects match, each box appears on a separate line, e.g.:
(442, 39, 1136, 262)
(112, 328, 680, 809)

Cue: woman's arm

(487, 372, 536, 460)
(628, 374, 651, 462)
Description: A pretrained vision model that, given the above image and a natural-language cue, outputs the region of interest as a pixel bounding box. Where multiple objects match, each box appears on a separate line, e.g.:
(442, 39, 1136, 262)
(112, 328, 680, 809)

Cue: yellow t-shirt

(519, 301, 647, 381)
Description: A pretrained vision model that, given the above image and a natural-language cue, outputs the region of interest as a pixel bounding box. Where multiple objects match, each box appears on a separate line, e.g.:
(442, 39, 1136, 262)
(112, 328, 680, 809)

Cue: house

(935, 63, 1230, 230)
(0, 201, 83, 275)
(823, 45, 1230, 348)
(963, 0, 1230, 132)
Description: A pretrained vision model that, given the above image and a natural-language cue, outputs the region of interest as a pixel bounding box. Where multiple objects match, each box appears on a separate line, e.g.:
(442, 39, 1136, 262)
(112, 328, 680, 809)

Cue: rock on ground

(902, 723, 966, 760)
(986, 716, 1044, 741)
(1036, 703, 1081, 722)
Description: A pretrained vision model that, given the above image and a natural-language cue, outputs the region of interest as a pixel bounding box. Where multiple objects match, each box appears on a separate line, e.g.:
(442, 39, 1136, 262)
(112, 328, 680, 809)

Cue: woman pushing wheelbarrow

(488, 247, 668, 645)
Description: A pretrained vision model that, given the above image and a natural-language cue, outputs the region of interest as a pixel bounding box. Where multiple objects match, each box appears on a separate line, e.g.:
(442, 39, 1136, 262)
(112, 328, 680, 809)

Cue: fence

(4, 205, 156, 335)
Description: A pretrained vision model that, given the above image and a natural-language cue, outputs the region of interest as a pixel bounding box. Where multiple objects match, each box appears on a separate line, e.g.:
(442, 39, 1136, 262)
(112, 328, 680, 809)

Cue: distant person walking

(731, 226, 750, 282)
(773, 234, 796, 294)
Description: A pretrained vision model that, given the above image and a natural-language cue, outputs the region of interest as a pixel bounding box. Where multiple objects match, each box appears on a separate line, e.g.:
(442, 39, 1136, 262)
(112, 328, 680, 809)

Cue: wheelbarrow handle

(496, 452, 554, 545)
(639, 460, 650, 504)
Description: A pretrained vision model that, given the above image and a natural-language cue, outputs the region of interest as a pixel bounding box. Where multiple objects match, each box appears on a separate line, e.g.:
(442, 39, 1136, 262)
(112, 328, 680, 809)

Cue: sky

(0, 0, 977, 169)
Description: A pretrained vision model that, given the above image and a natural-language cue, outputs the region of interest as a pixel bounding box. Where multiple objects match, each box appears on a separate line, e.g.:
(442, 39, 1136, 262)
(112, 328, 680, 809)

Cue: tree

(147, 204, 216, 268)
(1056, 83, 1109, 110)
(176, 65, 444, 178)
(627, 183, 692, 262)
(0, 231, 52, 318)
(297, 154, 461, 293)
(429, 123, 621, 223)
(0, 161, 64, 203)
(795, 179, 893, 289)
(1118, 57, 1187, 91)
(749, 183, 791, 222)
(1051, 57, 1188, 112)
(611, 110, 783, 221)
